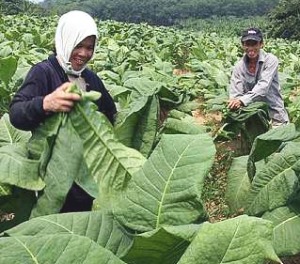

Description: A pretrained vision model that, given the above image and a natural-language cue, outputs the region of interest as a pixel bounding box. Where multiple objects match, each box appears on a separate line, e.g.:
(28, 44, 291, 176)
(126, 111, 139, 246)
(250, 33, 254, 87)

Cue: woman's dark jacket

(9, 55, 116, 130)
(9, 55, 117, 212)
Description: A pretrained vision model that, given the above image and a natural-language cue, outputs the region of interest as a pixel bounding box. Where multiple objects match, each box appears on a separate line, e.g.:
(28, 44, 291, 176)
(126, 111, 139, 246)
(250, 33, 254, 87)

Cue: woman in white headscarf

(55, 10, 98, 76)
(9, 10, 116, 212)
(10, 10, 116, 129)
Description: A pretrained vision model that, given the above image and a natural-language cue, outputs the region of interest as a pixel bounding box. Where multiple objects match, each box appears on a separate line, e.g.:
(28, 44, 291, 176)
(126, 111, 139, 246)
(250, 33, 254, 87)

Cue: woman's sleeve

(9, 65, 50, 131)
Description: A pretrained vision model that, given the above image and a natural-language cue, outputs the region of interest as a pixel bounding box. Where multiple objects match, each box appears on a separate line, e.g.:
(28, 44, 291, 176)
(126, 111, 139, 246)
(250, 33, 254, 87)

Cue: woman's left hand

(43, 82, 81, 113)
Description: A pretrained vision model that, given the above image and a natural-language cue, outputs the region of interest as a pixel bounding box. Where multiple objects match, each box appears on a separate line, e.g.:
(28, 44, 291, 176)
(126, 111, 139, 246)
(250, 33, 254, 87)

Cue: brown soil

(173, 68, 192, 75)
(289, 87, 300, 102)
(268, 254, 300, 264)
(192, 108, 223, 126)
(280, 255, 300, 264)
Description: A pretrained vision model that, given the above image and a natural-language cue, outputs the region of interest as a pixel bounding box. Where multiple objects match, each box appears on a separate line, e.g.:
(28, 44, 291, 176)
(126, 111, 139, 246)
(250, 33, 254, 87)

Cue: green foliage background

(2, 0, 300, 40)
(268, 0, 300, 39)
(41, 0, 279, 25)
(1, 0, 279, 26)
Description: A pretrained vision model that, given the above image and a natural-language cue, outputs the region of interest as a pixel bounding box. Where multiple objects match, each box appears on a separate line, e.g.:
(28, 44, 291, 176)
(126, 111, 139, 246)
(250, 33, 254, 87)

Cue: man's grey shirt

(229, 50, 289, 124)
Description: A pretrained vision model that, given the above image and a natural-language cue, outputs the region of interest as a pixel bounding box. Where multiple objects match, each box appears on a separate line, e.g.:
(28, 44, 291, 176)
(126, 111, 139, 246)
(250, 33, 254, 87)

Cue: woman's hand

(43, 82, 81, 113)
(227, 98, 243, 110)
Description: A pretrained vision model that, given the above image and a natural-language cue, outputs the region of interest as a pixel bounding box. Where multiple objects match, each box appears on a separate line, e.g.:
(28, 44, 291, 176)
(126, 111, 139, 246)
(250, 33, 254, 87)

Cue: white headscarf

(55, 10, 98, 76)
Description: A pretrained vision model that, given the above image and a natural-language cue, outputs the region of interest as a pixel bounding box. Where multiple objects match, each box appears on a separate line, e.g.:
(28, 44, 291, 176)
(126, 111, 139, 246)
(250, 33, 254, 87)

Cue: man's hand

(43, 82, 81, 113)
(228, 98, 243, 110)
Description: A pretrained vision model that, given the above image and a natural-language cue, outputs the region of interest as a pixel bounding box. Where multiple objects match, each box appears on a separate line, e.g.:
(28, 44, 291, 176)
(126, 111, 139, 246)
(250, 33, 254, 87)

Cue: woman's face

(70, 35, 95, 71)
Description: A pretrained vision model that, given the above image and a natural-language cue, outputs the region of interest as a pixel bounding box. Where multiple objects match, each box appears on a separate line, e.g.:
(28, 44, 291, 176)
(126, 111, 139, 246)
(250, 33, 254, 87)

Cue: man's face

(242, 40, 263, 59)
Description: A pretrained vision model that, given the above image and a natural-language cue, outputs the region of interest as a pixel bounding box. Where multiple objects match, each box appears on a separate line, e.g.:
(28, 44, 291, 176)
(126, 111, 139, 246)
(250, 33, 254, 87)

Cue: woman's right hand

(43, 82, 81, 113)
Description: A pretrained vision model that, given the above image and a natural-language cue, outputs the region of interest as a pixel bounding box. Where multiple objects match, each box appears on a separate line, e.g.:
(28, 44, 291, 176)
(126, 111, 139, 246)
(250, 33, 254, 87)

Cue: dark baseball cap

(241, 28, 263, 42)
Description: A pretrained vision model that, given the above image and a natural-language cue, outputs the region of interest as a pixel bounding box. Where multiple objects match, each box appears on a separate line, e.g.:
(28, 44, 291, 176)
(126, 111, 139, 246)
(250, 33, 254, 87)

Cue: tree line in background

(0, 0, 43, 14)
(268, 0, 300, 39)
(40, 0, 279, 25)
(0, 0, 300, 39)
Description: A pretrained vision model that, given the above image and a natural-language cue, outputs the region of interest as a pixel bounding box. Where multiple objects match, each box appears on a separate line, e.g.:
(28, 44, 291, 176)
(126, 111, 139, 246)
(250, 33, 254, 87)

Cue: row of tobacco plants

(1, 14, 300, 263)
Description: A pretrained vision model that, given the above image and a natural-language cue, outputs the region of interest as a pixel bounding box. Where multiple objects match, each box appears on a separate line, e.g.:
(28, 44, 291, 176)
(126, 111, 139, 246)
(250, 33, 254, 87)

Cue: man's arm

(228, 62, 245, 110)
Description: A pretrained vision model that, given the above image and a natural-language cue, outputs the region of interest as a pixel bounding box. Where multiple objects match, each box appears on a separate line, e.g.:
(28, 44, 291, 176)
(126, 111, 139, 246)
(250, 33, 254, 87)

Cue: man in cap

(227, 27, 289, 127)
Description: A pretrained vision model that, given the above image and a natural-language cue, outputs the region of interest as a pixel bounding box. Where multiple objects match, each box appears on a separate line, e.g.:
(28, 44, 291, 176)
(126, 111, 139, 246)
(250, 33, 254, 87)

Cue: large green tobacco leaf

(123, 77, 163, 96)
(157, 86, 184, 108)
(0, 113, 38, 190)
(134, 96, 159, 157)
(3, 211, 133, 257)
(248, 123, 300, 178)
(123, 224, 201, 264)
(161, 109, 207, 135)
(74, 159, 98, 198)
(0, 144, 44, 190)
(187, 60, 229, 88)
(0, 56, 18, 88)
(69, 100, 146, 209)
(177, 215, 281, 264)
(140, 68, 175, 89)
(30, 117, 86, 217)
(115, 77, 166, 157)
(162, 117, 205, 135)
(226, 157, 266, 214)
(263, 204, 300, 256)
(0, 234, 125, 264)
(116, 95, 159, 157)
(27, 112, 64, 177)
(0, 113, 31, 147)
(114, 93, 148, 134)
(245, 142, 300, 216)
(224, 102, 269, 123)
(225, 156, 251, 213)
(114, 133, 216, 232)
(114, 77, 162, 130)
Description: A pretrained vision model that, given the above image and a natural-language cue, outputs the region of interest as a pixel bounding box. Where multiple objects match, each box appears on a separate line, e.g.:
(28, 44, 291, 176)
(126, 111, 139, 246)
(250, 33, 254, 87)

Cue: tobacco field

(1, 14, 300, 263)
